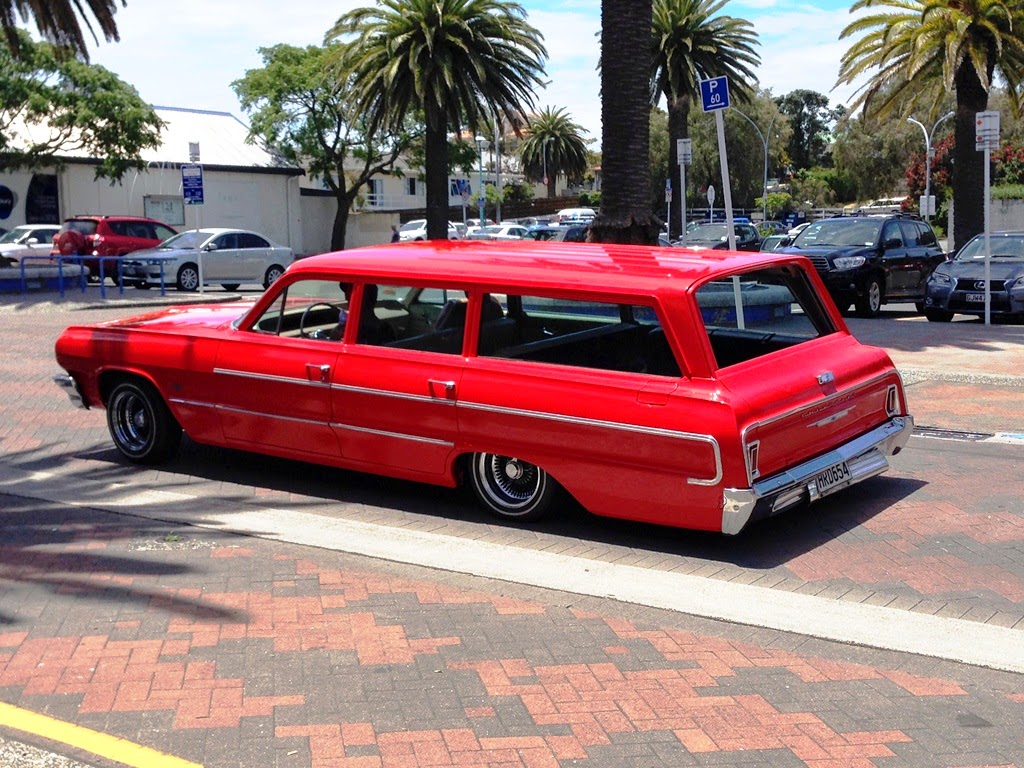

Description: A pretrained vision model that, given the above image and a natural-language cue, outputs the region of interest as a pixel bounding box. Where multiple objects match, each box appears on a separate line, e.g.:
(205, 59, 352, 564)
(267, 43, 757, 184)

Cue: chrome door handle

(428, 379, 456, 399)
(307, 363, 331, 383)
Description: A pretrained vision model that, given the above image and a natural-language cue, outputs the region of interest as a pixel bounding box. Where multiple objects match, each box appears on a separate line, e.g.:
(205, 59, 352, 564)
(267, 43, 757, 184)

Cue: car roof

(289, 240, 806, 296)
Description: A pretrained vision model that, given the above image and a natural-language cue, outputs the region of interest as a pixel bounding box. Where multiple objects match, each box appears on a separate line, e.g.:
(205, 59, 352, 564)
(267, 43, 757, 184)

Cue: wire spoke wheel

(106, 380, 182, 463)
(469, 453, 556, 521)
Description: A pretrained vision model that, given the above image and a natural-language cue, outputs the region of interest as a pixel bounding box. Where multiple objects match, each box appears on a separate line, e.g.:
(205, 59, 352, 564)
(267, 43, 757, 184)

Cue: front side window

(250, 279, 349, 339)
(356, 284, 468, 353)
(479, 294, 680, 377)
(696, 266, 837, 369)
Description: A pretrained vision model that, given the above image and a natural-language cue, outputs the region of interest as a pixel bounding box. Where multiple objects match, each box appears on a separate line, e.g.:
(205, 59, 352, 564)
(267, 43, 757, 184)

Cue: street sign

(706, 185, 716, 206)
(181, 163, 204, 205)
(676, 138, 692, 165)
(919, 195, 936, 217)
(975, 111, 1000, 149)
(699, 77, 730, 112)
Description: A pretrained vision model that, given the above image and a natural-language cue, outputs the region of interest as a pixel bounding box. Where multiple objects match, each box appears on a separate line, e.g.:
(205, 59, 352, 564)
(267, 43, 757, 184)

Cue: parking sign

(699, 77, 730, 112)
(181, 163, 204, 205)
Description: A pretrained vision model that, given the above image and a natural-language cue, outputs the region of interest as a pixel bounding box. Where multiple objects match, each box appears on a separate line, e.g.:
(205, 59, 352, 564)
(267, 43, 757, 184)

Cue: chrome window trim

(214, 367, 330, 388)
(459, 400, 722, 486)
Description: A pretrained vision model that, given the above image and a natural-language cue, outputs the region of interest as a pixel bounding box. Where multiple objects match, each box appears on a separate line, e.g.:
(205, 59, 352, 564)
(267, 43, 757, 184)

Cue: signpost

(976, 110, 1000, 326)
(677, 138, 692, 247)
(665, 179, 672, 240)
(700, 77, 736, 251)
(182, 150, 204, 293)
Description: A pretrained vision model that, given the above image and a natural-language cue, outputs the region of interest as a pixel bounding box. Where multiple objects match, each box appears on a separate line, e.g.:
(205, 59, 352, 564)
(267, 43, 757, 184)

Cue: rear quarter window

(696, 265, 837, 369)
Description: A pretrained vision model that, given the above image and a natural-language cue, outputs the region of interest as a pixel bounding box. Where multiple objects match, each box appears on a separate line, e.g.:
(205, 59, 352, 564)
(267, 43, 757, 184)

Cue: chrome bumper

(53, 373, 89, 409)
(721, 416, 913, 535)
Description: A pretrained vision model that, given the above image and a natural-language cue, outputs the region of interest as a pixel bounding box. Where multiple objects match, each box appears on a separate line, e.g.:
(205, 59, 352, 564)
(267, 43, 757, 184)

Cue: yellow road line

(0, 702, 202, 768)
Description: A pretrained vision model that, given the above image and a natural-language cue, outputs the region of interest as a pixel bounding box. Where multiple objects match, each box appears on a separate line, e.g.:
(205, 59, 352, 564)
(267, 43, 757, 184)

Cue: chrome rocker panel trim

(721, 415, 913, 536)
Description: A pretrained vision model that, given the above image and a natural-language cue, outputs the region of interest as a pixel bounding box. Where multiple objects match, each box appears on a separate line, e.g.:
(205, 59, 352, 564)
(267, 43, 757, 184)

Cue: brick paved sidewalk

(2, 495, 1023, 768)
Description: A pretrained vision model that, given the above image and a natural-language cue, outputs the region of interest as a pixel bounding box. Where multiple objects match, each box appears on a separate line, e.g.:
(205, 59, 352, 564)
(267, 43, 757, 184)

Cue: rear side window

(154, 224, 176, 242)
(479, 294, 681, 377)
(696, 266, 837, 369)
(65, 220, 98, 236)
(237, 233, 269, 248)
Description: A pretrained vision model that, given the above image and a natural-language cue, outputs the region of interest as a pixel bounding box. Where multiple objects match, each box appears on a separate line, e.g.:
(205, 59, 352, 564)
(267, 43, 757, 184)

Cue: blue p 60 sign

(700, 77, 730, 112)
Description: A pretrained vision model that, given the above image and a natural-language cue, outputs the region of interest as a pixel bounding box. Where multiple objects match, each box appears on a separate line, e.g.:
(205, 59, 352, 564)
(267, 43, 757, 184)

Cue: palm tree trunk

(667, 93, 690, 237)
(591, 0, 660, 245)
(952, 64, 989, 250)
(425, 121, 451, 240)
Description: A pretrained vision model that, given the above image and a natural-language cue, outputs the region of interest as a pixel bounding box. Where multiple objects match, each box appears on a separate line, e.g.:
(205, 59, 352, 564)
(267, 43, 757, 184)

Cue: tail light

(885, 384, 900, 416)
(746, 440, 761, 481)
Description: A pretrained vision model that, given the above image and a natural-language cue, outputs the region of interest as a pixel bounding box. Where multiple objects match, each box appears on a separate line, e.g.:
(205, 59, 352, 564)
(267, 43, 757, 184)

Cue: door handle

(306, 363, 331, 383)
(428, 379, 456, 399)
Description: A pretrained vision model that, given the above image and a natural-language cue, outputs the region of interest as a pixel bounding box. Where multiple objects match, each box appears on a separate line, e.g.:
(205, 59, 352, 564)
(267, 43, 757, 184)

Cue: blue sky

(83, 0, 863, 150)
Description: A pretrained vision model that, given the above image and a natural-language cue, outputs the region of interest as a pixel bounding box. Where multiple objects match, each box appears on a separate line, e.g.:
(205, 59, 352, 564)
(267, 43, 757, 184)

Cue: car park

(119, 228, 294, 291)
(777, 214, 945, 318)
(683, 222, 761, 252)
(54, 240, 912, 535)
(397, 219, 464, 242)
(0, 224, 60, 263)
(51, 215, 178, 282)
(923, 231, 1024, 322)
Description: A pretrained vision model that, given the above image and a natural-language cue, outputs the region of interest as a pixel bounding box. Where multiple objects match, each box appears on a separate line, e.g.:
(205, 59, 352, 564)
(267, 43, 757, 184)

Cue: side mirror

(26, 238, 39, 245)
(203, 242, 218, 251)
(883, 237, 903, 250)
(780, 237, 793, 247)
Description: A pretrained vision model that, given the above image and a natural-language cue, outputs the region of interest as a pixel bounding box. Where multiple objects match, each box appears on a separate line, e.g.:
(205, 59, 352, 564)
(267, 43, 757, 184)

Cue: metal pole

(679, 160, 687, 247)
(475, 136, 485, 225)
(907, 118, 930, 222)
(494, 115, 502, 223)
(984, 140, 991, 326)
(734, 108, 771, 224)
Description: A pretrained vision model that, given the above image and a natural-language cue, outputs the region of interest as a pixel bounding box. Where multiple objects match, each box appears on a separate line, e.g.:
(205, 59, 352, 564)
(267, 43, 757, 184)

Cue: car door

(235, 232, 273, 280)
(329, 283, 466, 478)
(27, 227, 58, 256)
(213, 278, 345, 456)
(879, 220, 911, 296)
(205, 232, 238, 281)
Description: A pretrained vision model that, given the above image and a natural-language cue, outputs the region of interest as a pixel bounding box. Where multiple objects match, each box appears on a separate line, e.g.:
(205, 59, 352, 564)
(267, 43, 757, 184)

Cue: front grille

(953, 278, 1006, 291)
(806, 255, 829, 272)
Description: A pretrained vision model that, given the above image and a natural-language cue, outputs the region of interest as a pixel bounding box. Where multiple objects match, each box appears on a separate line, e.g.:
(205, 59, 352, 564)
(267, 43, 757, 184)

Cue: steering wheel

(299, 302, 341, 339)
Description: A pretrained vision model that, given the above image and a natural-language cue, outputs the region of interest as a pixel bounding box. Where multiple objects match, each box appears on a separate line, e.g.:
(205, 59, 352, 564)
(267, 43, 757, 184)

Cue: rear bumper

(53, 373, 89, 409)
(721, 416, 913, 535)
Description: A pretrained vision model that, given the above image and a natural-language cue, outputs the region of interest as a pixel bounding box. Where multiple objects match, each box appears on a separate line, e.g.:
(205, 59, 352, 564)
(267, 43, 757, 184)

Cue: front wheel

(468, 453, 556, 521)
(855, 277, 883, 318)
(106, 380, 182, 464)
(263, 264, 285, 289)
(176, 262, 200, 292)
(925, 308, 954, 322)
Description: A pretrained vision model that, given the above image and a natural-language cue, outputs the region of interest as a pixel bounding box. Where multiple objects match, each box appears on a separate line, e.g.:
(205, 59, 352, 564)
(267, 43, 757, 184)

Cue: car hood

(778, 244, 872, 258)
(684, 238, 728, 249)
(935, 259, 1024, 281)
(100, 301, 258, 333)
(124, 246, 192, 260)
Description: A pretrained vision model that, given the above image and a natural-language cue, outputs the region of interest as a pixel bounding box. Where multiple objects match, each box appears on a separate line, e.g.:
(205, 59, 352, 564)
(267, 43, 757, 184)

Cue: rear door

(235, 232, 273, 280)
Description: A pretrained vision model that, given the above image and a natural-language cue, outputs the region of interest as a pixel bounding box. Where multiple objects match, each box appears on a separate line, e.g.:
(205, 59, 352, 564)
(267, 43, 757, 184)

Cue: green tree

(233, 43, 419, 251)
(329, 0, 546, 241)
(651, 0, 760, 234)
(836, 0, 1024, 248)
(593, 0, 659, 244)
(519, 106, 590, 198)
(2, 0, 122, 61)
(775, 90, 840, 171)
(831, 111, 919, 201)
(0, 30, 161, 180)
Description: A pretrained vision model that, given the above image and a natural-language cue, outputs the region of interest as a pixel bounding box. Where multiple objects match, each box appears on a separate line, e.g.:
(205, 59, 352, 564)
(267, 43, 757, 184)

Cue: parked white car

(553, 207, 596, 225)
(120, 228, 294, 291)
(397, 219, 463, 242)
(466, 224, 531, 241)
(0, 224, 60, 263)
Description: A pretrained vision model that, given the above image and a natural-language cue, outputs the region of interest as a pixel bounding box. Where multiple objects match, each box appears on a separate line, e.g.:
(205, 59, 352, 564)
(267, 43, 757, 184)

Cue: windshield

(688, 223, 729, 241)
(0, 229, 23, 244)
(955, 235, 1024, 260)
(158, 231, 205, 249)
(792, 219, 881, 248)
(399, 220, 424, 232)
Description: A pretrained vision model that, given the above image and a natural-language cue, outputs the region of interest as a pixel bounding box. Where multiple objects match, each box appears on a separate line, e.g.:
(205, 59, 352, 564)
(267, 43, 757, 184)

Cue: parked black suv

(777, 215, 946, 317)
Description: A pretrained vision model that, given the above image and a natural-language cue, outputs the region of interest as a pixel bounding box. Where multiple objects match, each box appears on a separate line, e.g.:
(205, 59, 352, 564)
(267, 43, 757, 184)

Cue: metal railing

(19, 254, 174, 299)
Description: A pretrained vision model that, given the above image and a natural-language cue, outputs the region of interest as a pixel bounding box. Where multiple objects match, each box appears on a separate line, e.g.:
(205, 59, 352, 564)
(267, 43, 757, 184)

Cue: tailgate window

(697, 265, 837, 369)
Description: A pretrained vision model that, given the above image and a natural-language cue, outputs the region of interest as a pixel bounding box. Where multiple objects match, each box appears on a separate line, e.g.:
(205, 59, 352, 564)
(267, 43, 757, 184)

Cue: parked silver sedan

(121, 228, 294, 291)
(0, 224, 60, 263)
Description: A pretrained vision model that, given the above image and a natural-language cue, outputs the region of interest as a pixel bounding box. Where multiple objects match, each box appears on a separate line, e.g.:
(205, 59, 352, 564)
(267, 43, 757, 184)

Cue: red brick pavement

(1, 500, 1022, 768)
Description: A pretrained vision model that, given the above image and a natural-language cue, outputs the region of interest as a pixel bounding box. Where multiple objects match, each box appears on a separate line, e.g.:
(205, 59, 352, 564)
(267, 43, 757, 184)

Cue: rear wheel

(855, 277, 883, 318)
(106, 380, 182, 464)
(925, 308, 954, 322)
(468, 453, 556, 522)
(176, 263, 199, 291)
(914, 301, 925, 314)
(263, 265, 285, 289)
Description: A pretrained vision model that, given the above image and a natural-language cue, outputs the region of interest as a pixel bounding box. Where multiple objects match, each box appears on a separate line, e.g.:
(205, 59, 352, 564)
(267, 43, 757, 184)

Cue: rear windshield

(696, 265, 837, 369)
(64, 220, 98, 236)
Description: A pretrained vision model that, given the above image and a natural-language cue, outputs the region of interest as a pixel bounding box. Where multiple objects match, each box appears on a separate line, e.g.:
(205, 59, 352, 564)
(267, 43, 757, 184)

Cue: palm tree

(2, 0, 123, 60)
(329, 0, 546, 241)
(651, 0, 760, 236)
(519, 106, 590, 198)
(837, 0, 1024, 249)
(593, 0, 660, 244)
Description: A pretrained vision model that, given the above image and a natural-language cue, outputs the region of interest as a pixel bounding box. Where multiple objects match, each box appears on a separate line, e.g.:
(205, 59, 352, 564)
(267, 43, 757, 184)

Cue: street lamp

(734, 109, 775, 225)
(475, 135, 487, 224)
(541, 137, 552, 198)
(907, 112, 954, 223)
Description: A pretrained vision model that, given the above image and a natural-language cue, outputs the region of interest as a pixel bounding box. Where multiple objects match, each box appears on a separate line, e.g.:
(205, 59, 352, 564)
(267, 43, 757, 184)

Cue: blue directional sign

(699, 77, 730, 112)
(181, 163, 204, 205)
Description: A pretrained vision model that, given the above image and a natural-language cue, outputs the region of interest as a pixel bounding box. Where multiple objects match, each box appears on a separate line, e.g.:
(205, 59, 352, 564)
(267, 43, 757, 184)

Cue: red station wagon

(53, 241, 913, 534)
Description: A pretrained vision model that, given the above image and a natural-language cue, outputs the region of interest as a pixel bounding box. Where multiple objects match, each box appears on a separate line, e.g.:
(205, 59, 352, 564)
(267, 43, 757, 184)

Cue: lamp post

(734, 109, 775, 225)
(907, 112, 954, 223)
(475, 135, 487, 224)
(541, 137, 552, 198)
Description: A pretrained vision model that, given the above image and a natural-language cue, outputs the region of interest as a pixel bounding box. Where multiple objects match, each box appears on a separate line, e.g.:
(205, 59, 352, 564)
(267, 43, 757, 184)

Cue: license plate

(965, 293, 985, 302)
(814, 460, 851, 495)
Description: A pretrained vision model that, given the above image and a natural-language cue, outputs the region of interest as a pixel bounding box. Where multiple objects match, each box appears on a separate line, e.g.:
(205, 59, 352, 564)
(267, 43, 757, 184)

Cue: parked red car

(54, 241, 912, 534)
(51, 215, 178, 283)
